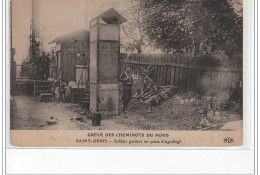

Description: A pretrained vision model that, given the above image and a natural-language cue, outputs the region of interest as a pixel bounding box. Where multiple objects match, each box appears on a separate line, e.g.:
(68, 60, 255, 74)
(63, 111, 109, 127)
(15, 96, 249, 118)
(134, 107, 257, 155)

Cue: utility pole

(30, 0, 40, 62)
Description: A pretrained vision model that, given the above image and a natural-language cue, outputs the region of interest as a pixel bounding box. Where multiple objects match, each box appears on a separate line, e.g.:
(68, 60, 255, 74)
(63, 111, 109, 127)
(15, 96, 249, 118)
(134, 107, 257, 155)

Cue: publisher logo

(223, 137, 234, 143)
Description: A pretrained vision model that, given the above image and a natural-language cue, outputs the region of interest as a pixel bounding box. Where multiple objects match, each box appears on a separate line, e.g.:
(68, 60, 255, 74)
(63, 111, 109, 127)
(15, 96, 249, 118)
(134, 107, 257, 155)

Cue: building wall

(60, 39, 90, 83)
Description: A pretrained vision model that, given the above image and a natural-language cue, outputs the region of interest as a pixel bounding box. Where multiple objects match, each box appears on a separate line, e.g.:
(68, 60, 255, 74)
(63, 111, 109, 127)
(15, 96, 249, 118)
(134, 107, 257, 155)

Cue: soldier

(138, 73, 157, 100)
(141, 65, 155, 80)
(54, 80, 60, 102)
(59, 80, 66, 103)
(120, 65, 133, 112)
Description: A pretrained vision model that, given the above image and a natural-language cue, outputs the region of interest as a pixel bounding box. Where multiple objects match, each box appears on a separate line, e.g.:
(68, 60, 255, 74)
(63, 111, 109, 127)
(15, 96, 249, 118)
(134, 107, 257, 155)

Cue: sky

(12, 0, 127, 64)
(11, 0, 242, 65)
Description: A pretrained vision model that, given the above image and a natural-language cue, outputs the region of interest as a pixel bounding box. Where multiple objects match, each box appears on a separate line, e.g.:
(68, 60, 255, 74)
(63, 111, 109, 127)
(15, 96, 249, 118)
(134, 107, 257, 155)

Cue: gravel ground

(115, 92, 242, 130)
(10, 95, 134, 130)
(10, 93, 242, 131)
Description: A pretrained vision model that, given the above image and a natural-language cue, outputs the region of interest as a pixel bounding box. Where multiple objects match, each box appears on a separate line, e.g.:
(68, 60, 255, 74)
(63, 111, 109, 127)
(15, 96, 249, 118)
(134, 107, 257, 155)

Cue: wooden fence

(120, 53, 242, 100)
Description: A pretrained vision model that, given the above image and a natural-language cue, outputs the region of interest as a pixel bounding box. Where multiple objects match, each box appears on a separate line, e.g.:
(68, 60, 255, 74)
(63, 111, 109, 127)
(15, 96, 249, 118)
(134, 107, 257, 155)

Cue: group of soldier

(120, 64, 155, 112)
(50, 79, 66, 103)
(45, 64, 154, 110)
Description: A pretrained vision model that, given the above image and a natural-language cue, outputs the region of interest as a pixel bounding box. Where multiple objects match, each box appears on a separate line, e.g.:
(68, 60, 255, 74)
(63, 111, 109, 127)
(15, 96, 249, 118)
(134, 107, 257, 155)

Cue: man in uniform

(59, 80, 66, 103)
(120, 65, 133, 112)
(141, 65, 155, 80)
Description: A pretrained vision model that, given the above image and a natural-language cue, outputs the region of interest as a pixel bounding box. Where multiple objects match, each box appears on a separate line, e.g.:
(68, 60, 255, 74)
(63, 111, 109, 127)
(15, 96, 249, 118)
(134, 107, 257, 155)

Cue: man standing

(59, 80, 66, 103)
(120, 65, 133, 112)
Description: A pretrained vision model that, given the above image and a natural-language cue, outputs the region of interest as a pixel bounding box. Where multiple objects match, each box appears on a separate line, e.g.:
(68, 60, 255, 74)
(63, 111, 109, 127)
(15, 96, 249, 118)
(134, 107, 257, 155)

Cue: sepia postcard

(10, 0, 243, 147)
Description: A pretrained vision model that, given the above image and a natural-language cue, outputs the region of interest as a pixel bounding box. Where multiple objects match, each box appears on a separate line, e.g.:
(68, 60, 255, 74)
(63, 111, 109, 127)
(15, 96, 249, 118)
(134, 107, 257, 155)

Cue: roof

(91, 8, 127, 24)
(49, 29, 89, 44)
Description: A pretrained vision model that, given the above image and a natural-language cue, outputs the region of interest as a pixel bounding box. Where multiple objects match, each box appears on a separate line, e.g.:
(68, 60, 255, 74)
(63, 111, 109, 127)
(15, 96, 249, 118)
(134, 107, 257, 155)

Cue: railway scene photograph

(10, 0, 243, 131)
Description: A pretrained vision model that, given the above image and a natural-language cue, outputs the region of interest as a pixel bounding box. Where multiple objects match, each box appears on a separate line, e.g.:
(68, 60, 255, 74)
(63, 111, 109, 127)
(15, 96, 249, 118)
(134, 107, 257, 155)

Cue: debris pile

(70, 112, 89, 123)
(133, 77, 179, 108)
(220, 100, 242, 113)
(121, 90, 242, 130)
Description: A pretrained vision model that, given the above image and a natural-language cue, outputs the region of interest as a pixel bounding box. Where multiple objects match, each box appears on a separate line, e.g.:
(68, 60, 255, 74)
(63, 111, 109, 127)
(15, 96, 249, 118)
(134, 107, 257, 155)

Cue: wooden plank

(227, 71, 232, 99)
(167, 65, 171, 85)
(158, 65, 162, 85)
(216, 71, 221, 96)
(192, 56, 196, 91)
(153, 65, 158, 85)
(165, 56, 168, 85)
(166, 65, 170, 85)
(170, 66, 174, 85)
(120, 60, 242, 72)
(207, 70, 212, 95)
(150, 56, 155, 81)
(165, 56, 169, 85)
(230, 71, 235, 98)
(180, 55, 184, 90)
(162, 57, 166, 85)
(187, 55, 192, 90)
(132, 62, 136, 77)
(174, 56, 179, 88)
(187, 64, 192, 91)
(220, 71, 225, 95)
(186, 56, 190, 90)
(201, 70, 205, 95)
(176, 55, 180, 88)
(211, 71, 217, 95)
(180, 55, 185, 90)
(164, 56, 168, 85)
(206, 71, 211, 95)
(172, 56, 176, 85)
(159, 57, 163, 85)
(170, 56, 175, 85)
(177, 55, 181, 89)
(193, 57, 198, 92)
(200, 70, 205, 94)
(182, 55, 186, 90)
(227, 61, 233, 99)
(165, 65, 169, 85)
(208, 71, 212, 96)
(161, 65, 164, 85)
(230, 57, 237, 99)
(193, 57, 197, 91)
(179, 55, 184, 89)
(199, 70, 203, 94)
(184, 55, 189, 89)
(137, 55, 140, 78)
(120, 54, 240, 96)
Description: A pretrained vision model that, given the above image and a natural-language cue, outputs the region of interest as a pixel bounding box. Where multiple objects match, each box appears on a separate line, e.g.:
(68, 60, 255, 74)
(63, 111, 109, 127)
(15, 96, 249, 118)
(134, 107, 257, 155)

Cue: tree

(140, 0, 242, 56)
(120, 0, 149, 53)
(20, 45, 50, 79)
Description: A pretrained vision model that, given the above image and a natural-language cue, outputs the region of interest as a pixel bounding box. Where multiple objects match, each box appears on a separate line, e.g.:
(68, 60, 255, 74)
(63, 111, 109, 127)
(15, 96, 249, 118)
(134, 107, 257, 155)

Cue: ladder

(77, 63, 90, 109)
(80, 83, 90, 109)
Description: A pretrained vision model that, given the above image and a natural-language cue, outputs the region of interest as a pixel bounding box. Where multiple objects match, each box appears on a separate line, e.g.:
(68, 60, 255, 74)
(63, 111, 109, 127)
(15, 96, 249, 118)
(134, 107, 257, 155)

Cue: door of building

(75, 65, 88, 86)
